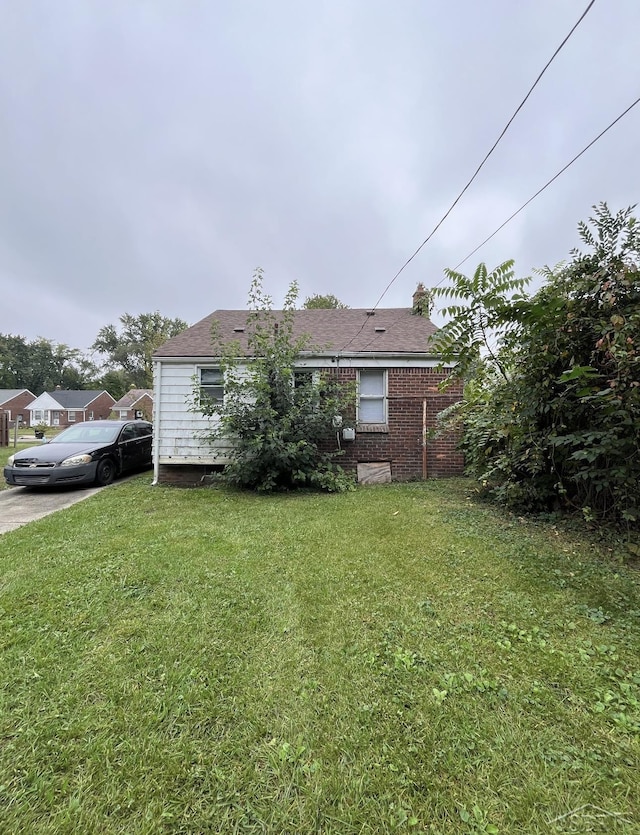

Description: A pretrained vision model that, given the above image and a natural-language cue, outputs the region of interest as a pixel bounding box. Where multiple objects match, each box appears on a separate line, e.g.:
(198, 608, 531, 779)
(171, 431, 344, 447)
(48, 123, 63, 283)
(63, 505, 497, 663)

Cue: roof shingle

(44, 390, 110, 409)
(0, 389, 35, 403)
(154, 309, 438, 358)
(111, 389, 154, 409)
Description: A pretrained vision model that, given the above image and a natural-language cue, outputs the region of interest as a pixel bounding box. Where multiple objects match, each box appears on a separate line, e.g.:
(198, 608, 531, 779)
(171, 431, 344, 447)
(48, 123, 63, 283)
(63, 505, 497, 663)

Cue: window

(293, 368, 320, 389)
(120, 425, 137, 442)
(119, 410, 129, 419)
(200, 368, 224, 406)
(358, 369, 387, 424)
(68, 411, 77, 423)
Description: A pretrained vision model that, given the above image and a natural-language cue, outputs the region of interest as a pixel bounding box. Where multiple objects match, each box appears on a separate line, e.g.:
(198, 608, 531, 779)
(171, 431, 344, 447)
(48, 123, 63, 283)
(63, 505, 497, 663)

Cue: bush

(194, 270, 355, 493)
(436, 204, 640, 527)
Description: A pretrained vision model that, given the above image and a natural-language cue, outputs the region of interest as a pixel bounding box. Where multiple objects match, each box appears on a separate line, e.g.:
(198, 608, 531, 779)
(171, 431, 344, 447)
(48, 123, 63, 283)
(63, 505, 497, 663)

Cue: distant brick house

(26, 390, 116, 428)
(0, 389, 36, 424)
(152, 290, 464, 486)
(110, 389, 154, 421)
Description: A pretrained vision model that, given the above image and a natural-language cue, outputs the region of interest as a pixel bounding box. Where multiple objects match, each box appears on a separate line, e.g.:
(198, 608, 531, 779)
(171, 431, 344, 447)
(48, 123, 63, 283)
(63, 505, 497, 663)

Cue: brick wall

(111, 394, 154, 421)
(1, 391, 35, 422)
(329, 367, 464, 480)
(87, 392, 116, 422)
(157, 463, 223, 487)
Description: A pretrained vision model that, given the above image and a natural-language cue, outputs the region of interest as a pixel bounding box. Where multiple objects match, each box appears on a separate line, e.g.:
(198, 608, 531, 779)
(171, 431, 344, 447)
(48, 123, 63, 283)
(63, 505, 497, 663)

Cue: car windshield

(50, 425, 121, 444)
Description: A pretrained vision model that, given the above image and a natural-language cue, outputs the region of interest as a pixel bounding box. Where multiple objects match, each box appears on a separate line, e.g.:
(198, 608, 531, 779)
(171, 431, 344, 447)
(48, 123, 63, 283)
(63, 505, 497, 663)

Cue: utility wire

(451, 93, 640, 271)
(356, 92, 640, 352)
(340, 0, 597, 351)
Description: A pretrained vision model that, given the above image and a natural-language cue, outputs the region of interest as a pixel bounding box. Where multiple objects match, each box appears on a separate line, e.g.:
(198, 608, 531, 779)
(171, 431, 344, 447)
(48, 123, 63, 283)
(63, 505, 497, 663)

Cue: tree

(91, 312, 188, 389)
(194, 270, 354, 492)
(302, 294, 349, 309)
(429, 260, 529, 382)
(434, 204, 640, 526)
(93, 369, 132, 401)
(0, 334, 97, 392)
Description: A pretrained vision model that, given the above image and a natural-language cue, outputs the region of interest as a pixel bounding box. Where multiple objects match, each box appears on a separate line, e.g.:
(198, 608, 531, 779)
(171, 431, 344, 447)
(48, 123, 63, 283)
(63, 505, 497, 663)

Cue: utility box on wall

(342, 427, 355, 441)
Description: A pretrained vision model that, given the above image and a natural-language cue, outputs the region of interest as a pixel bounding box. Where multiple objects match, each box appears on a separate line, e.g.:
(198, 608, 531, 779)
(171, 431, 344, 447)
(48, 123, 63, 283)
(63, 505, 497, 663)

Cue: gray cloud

(1, 0, 638, 349)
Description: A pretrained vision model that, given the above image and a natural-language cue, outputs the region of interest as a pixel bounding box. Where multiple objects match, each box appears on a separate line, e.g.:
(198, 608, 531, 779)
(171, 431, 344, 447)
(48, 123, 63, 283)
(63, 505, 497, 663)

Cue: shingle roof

(0, 389, 35, 404)
(45, 390, 110, 409)
(154, 309, 438, 358)
(111, 389, 154, 409)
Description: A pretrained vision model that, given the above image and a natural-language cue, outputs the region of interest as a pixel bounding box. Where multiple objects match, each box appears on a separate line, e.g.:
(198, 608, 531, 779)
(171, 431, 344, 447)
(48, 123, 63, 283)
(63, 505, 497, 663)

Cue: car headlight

(7, 455, 14, 466)
(60, 454, 93, 467)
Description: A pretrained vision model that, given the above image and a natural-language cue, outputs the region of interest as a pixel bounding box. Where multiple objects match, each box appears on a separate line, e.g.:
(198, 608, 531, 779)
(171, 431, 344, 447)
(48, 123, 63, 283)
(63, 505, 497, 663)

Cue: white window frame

(68, 411, 77, 423)
(357, 369, 387, 425)
(199, 367, 225, 407)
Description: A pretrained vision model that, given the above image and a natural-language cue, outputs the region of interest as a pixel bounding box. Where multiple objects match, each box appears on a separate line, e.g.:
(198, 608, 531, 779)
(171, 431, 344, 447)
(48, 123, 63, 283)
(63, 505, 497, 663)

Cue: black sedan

(3, 420, 153, 488)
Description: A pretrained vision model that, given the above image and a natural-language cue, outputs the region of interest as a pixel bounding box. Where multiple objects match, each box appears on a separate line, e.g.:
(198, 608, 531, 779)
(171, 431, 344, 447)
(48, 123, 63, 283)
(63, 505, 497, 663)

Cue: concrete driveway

(0, 484, 105, 534)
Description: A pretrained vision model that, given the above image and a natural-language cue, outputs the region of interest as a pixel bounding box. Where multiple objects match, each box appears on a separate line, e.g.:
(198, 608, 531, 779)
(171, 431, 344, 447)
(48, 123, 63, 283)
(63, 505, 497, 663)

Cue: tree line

(0, 313, 188, 399)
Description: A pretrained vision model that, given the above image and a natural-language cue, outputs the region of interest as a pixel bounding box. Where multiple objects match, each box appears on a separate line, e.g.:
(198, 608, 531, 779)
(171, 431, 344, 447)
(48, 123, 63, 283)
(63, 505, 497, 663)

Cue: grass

(0, 478, 639, 833)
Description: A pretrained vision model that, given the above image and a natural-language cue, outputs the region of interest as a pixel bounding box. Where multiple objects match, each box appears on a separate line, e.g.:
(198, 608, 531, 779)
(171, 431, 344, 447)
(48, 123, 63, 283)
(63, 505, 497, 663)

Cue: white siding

(153, 361, 231, 464)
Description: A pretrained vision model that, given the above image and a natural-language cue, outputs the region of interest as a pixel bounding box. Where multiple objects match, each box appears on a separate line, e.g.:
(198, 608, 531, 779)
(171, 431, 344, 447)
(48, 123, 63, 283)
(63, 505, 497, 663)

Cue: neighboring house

(26, 390, 116, 428)
(0, 389, 36, 424)
(152, 288, 464, 486)
(110, 389, 154, 421)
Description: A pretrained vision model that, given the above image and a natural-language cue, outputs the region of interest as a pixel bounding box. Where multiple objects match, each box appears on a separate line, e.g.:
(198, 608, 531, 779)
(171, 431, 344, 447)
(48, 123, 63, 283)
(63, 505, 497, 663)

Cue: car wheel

(95, 458, 116, 486)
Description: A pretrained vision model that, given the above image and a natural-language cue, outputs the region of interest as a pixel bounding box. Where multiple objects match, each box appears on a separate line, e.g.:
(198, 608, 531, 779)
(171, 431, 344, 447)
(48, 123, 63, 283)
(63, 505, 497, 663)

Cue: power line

(360, 97, 640, 351)
(340, 0, 597, 351)
(451, 93, 640, 272)
(356, 91, 640, 352)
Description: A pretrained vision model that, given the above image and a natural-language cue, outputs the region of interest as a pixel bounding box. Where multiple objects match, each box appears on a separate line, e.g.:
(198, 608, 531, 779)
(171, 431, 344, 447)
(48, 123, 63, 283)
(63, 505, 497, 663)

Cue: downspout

(152, 360, 161, 485)
(335, 355, 341, 450)
(422, 398, 427, 480)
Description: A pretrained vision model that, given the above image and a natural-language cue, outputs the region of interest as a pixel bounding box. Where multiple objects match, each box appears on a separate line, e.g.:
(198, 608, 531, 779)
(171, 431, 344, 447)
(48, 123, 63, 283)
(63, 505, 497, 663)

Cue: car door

(118, 423, 140, 473)
(133, 422, 153, 467)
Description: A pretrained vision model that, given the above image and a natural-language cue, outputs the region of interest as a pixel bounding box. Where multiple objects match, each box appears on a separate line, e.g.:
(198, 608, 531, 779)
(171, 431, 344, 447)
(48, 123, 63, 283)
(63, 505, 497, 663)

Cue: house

(0, 389, 36, 425)
(26, 390, 116, 428)
(152, 289, 464, 486)
(110, 389, 154, 421)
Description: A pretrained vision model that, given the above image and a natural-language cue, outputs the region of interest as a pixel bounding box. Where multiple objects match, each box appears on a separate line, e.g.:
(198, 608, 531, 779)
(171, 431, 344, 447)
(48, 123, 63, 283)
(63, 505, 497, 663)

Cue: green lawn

(0, 479, 639, 834)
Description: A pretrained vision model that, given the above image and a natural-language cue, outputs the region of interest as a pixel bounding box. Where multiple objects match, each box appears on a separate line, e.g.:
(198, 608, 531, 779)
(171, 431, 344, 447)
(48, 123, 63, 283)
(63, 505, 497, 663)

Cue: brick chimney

(412, 283, 432, 316)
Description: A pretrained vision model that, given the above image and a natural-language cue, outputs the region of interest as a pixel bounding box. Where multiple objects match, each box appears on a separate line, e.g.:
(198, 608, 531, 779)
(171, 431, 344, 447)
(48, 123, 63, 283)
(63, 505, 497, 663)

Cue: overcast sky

(1, 0, 638, 353)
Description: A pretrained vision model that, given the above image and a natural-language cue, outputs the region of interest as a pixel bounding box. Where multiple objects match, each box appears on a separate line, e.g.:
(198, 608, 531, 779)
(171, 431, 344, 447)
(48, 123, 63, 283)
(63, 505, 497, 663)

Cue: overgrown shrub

(194, 271, 355, 493)
(436, 204, 640, 527)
